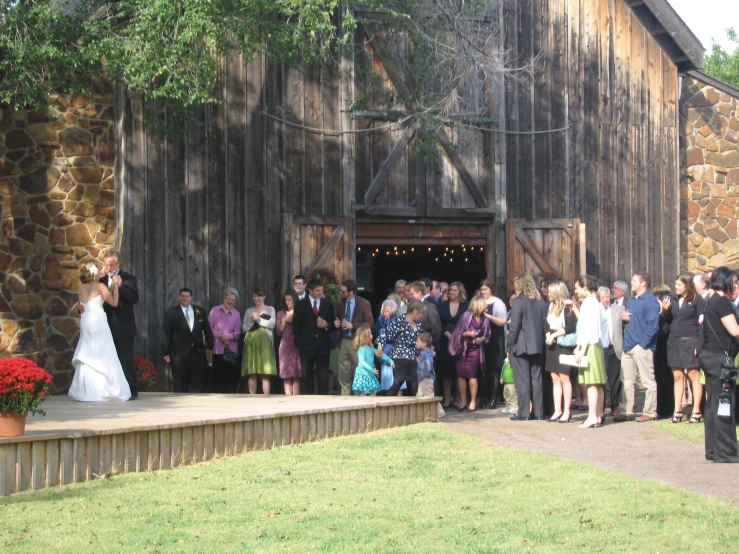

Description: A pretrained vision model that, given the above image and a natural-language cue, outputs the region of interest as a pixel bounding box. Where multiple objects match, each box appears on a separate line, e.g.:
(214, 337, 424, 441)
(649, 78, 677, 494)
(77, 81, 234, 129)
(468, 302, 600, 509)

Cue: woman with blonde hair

(544, 282, 578, 422)
(449, 295, 491, 412)
(507, 274, 547, 420)
(438, 281, 468, 408)
(572, 274, 608, 428)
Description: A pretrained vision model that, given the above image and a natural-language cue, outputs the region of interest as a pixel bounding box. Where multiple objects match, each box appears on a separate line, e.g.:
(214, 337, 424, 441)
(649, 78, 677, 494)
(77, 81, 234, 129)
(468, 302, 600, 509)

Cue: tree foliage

(0, 0, 349, 111)
(704, 28, 739, 89)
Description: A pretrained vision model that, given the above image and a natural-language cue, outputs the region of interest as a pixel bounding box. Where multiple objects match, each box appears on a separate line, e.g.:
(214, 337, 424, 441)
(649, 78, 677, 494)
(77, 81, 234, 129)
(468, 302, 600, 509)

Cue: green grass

(1, 425, 738, 553)
(651, 418, 707, 444)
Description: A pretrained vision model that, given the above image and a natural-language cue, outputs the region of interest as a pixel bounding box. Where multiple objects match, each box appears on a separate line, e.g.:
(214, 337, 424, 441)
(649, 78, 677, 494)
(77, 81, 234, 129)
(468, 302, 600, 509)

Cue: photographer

(698, 266, 739, 463)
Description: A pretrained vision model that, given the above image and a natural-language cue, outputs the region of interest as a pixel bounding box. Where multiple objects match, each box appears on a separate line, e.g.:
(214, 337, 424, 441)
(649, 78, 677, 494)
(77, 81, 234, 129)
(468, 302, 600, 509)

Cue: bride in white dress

(68, 262, 132, 401)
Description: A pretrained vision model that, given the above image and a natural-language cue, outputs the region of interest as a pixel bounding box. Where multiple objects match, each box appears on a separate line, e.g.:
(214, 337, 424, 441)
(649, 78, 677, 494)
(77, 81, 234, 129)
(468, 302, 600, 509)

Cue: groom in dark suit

(101, 250, 140, 400)
(162, 288, 214, 393)
(293, 279, 340, 395)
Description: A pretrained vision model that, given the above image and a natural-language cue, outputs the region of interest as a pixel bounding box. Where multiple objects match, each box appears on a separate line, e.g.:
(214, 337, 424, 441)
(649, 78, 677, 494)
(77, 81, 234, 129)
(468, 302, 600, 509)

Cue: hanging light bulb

(402, 250, 407, 255)
(428, 247, 432, 252)
(445, 247, 449, 251)
(372, 252, 376, 257)
(358, 247, 362, 252)
(435, 257, 439, 262)
(465, 258, 468, 262)
(394, 246, 398, 251)
(480, 247, 484, 252)
(375, 248, 379, 252)
(449, 258, 453, 262)
(470, 246, 475, 251)
(411, 247, 415, 252)
(443, 252, 447, 257)
(386, 251, 390, 255)
(395, 251, 399, 256)
(451, 249, 454, 254)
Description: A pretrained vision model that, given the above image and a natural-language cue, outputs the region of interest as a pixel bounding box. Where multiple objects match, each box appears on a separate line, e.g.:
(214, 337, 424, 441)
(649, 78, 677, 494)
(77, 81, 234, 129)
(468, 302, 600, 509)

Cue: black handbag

(222, 347, 237, 365)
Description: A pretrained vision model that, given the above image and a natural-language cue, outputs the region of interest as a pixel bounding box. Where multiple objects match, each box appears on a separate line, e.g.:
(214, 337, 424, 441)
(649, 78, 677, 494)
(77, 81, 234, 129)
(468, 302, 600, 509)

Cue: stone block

(52, 368, 72, 389)
(5, 129, 35, 150)
(689, 233, 704, 246)
(48, 227, 65, 246)
(59, 127, 94, 157)
(724, 239, 739, 258)
(706, 137, 719, 152)
(71, 156, 97, 167)
(46, 296, 69, 316)
(709, 183, 726, 198)
(0, 158, 17, 177)
(70, 167, 103, 183)
(82, 184, 100, 205)
(16, 223, 36, 243)
(26, 123, 57, 144)
(707, 226, 730, 243)
(10, 294, 44, 319)
(46, 334, 70, 351)
(706, 151, 739, 168)
(65, 224, 92, 246)
(69, 93, 90, 109)
(52, 213, 74, 227)
(729, 117, 739, 131)
(29, 204, 51, 227)
(43, 257, 64, 281)
(728, 169, 739, 186)
(686, 147, 704, 166)
(0, 177, 18, 195)
(53, 317, 79, 340)
(48, 200, 63, 217)
(698, 125, 713, 137)
(10, 328, 39, 354)
(708, 252, 727, 268)
(7, 274, 27, 294)
(719, 139, 736, 151)
(26, 274, 42, 292)
(0, 333, 10, 353)
(19, 166, 61, 195)
(97, 127, 114, 167)
(1, 319, 18, 338)
(73, 203, 96, 217)
(67, 185, 84, 200)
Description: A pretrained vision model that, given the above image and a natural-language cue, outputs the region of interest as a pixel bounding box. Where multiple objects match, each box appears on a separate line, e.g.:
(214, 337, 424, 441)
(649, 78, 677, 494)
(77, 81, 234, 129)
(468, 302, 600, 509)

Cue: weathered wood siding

(503, 0, 679, 286)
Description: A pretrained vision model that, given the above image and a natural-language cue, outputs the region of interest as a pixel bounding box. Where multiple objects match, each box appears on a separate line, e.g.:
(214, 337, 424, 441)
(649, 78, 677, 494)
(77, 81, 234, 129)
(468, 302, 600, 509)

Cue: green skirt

(242, 328, 277, 377)
(578, 342, 607, 385)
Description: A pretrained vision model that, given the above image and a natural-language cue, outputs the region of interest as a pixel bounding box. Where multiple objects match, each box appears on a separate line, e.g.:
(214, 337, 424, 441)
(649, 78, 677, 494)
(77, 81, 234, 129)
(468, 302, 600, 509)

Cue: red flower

(0, 357, 53, 416)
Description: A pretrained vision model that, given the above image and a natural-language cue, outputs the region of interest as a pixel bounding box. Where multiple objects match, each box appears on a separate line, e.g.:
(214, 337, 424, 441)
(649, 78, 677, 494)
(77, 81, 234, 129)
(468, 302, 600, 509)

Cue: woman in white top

(241, 288, 277, 394)
(572, 275, 608, 429)
(544, 282, 578, 422)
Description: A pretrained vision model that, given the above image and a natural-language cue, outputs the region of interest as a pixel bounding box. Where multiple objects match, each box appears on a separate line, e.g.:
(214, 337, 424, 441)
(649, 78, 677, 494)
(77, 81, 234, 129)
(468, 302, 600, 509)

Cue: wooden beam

(514, 227, 558, 276)
(363, 120, 419, 205)
(306, 225, 346, 274)
(515, 219, 578, 230)
(362, 25, 415, 99)
(436, 129, 488, 208)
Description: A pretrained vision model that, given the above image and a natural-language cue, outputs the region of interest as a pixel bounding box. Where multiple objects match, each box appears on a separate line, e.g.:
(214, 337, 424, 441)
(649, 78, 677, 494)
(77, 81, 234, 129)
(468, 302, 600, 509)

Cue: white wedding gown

(68, 295, 131, 401)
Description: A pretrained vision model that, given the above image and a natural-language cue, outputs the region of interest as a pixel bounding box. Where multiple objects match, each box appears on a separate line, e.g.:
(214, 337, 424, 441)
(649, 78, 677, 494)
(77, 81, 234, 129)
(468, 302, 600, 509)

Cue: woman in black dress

(544, 282, 578, 422)
(480, 279, 507, 409)
(664, 273, 705, 423)
(698, 266, 739, 463)
(437, 282, 468, 408)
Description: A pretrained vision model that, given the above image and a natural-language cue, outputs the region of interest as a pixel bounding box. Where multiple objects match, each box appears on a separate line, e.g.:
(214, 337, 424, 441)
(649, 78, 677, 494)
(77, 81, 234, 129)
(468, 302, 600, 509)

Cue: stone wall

(680, 73, 739, 273)
(0, 79, 116, 391)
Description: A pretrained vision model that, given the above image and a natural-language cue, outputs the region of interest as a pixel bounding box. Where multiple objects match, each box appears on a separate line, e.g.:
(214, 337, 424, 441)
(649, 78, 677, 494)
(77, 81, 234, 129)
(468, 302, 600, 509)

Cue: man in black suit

(293, 280, 340, 395)
(162, 288, 214, 393)
(508, 274, 547, 420)
(101, 250, 140, 400)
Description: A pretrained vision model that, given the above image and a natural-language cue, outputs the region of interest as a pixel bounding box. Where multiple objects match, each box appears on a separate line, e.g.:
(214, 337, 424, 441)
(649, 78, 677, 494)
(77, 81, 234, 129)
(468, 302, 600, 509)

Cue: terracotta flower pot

(0, 410, 27, 437)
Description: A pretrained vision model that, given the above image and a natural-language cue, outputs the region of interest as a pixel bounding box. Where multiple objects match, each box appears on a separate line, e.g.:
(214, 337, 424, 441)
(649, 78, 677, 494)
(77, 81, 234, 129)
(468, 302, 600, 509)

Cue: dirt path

(442, 409, 739, 509)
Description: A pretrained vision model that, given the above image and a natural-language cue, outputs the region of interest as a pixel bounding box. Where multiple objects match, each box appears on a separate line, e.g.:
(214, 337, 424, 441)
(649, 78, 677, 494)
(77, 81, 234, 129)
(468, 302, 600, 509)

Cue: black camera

(720, 363, 738, 383)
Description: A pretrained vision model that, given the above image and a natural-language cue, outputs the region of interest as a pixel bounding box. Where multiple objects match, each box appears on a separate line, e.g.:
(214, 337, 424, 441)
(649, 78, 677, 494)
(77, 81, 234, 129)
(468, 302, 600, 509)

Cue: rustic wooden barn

(113, 0, 703, 368)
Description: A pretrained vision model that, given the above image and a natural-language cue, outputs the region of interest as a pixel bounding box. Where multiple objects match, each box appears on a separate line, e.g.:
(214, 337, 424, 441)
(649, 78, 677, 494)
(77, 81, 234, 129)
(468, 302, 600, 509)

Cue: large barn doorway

(355, 222, 492, 317)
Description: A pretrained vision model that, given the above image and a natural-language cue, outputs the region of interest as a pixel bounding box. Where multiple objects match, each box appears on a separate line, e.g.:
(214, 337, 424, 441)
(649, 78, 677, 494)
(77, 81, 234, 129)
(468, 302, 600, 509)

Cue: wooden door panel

(505, 219, 586, 292)
(281, 215, 355, 292)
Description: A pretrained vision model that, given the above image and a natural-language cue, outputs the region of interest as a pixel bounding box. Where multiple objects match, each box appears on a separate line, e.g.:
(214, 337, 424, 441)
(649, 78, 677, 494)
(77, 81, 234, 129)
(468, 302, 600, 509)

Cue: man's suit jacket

(100, 269, 138, 339)
(336, 295, 374, 345)
(163, 304, 214, 360)
(508, 295, 546, 356)
(609, 303, 624, 359)
(422, 298, 442, 346)
(293, 296, 336, 356)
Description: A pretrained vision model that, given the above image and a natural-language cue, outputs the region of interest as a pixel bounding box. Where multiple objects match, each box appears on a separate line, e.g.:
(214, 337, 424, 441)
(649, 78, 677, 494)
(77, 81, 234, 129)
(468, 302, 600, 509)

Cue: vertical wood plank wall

(114, 1, 682, 367)
(503, 0, 680, 286)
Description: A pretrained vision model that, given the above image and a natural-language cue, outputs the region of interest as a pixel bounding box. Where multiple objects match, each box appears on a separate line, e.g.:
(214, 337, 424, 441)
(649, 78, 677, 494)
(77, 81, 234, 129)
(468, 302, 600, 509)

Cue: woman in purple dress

(449, 295, 491, 412)
(276, 290, 302, 395)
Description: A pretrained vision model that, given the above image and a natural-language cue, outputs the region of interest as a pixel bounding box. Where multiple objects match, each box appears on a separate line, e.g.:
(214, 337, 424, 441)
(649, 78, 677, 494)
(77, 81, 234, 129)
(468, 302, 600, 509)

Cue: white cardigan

(576, 296, 602, 347)
(242, 305, 277, 343)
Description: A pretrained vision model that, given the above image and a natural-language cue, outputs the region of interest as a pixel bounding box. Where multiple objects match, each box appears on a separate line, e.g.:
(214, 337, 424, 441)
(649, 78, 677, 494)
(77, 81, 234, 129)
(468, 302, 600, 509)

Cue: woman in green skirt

(241, 288, 277, 394)
(572, 274, 607, 428)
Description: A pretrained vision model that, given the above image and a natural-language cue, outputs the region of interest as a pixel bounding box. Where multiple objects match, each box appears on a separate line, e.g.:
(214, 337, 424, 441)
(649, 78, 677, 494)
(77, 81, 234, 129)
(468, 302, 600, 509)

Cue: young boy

(416, 333, 445, 417)
(499, 356, 518, 415)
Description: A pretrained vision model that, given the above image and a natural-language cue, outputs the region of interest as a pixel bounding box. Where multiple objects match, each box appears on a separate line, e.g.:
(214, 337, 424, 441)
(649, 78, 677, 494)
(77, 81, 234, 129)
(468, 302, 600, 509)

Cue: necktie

(313, 300, 318, 316)
(344, 300, 353, 337)
(185, 308, 192, 329)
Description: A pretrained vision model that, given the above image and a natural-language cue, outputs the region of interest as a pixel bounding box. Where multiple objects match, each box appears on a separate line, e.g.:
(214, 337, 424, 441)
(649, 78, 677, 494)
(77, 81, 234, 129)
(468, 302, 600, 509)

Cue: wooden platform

(0, 394, 439, 496)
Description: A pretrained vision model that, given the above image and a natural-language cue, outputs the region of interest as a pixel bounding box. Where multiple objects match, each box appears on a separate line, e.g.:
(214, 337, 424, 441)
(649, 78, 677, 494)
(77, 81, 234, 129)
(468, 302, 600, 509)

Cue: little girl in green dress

(352, 327, 394, 395)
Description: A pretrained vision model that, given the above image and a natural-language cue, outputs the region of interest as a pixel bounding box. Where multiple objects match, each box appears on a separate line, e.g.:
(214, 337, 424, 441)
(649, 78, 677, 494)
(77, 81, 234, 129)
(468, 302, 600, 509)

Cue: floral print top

(377, 315, 423, 361)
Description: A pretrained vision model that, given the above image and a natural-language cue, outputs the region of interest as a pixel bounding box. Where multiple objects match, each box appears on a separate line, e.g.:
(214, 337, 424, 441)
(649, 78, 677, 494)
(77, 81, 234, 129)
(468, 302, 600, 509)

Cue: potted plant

(134, 356, 158, 392)
(307, 267, 341, 303)
(0, 357, 53, 437)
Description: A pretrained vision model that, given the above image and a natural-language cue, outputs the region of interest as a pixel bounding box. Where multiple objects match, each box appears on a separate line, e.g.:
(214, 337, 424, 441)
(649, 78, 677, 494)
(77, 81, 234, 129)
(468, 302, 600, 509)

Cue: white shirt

(310, 297, 321, 312)
(107, 269, 120, 288)
(599, 303, 610, 348)
(181, 304, 194, 331)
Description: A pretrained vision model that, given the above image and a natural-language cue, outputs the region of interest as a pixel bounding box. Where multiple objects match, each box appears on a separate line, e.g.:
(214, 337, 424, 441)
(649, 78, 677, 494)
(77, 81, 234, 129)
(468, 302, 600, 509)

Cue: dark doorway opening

(358, 244, 488, 317)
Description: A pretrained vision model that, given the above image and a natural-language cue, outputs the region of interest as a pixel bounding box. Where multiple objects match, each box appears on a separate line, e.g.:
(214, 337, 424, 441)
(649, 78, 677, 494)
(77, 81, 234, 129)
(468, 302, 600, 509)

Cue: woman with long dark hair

(437, 282, 468, 408)
(276, 290, 301, 395)
(479, 279, 507, 409)
(698, 266, 739, 463)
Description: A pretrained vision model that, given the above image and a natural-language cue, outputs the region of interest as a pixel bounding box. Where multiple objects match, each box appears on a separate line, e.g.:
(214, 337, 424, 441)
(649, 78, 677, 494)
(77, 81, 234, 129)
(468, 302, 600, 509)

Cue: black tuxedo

(163, 304, 214, 392)
(508, 296, 547, 419)
(100, 269, 139, 395)
(293, 296, 336, 394)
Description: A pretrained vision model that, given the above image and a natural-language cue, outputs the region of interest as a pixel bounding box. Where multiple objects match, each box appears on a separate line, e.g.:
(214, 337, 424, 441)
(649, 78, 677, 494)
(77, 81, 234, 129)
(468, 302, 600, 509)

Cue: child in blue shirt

(352, 327, 393, 395)
(415, 332, 445, 416)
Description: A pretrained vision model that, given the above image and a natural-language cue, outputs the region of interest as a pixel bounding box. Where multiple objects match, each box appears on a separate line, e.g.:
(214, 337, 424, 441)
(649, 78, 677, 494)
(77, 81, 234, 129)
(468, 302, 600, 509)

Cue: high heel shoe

(457, 404, 468, 412)
(669, 411, 684, 424)
(578, 418, 599, 429)
(549, 412, 563, 422)
(559, 414, 571, 423)
(687, 412, 702, 424)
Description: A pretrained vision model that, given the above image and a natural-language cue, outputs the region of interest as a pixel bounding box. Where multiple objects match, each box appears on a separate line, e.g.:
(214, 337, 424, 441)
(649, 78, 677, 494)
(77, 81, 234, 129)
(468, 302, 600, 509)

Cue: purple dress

(277, 311, 302, 379)
(450, 313, 491, 379)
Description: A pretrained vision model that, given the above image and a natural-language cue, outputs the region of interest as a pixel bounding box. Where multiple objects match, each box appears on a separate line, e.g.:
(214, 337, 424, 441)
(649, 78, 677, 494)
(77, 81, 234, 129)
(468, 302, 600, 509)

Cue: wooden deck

(0, 393, 439, 496)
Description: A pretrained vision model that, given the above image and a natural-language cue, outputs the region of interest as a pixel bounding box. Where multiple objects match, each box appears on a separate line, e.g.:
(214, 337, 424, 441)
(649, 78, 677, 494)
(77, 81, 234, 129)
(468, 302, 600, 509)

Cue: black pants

(113, 337, 138, 395)
(171, 347, 207, 393)
(699, 350, 738, 463)
(477, 366, 501, 409)
(511, 353, 543, 419)
(300, 351, 330, 395)
(213, 353, 240, 393)
(604, 347, 623, 412)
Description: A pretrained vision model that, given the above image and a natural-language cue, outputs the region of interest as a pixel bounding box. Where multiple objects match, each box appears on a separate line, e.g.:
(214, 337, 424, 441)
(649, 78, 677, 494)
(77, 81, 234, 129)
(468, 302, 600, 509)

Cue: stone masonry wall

(0, 78, 116, 392)
(680, 76, 739, 272)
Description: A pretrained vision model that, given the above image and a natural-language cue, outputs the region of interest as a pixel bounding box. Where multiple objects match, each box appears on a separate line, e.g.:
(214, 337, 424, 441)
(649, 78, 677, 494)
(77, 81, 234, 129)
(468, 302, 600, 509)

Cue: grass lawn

(1, 424, 737, 553)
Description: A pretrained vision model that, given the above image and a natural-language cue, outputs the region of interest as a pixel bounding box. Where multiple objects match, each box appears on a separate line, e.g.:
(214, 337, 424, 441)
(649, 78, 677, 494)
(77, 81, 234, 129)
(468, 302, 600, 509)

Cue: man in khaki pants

(615, 272, 660, 422)
(336, 279, 374, 395)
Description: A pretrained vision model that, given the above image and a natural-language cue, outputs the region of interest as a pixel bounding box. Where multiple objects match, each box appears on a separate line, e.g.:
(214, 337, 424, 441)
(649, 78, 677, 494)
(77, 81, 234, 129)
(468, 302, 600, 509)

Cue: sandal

(687, 412, 702, 424)
(669, 411, 684, 424)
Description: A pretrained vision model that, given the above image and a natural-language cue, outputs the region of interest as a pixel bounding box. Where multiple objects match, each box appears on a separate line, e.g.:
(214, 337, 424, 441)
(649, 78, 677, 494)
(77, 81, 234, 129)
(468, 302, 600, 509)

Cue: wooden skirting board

(0, 394, 440, 496)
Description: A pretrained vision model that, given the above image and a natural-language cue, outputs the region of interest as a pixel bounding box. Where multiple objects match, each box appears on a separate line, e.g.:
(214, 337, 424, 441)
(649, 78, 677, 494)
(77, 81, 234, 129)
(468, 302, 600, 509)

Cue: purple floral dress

(277, 311, 302, 379)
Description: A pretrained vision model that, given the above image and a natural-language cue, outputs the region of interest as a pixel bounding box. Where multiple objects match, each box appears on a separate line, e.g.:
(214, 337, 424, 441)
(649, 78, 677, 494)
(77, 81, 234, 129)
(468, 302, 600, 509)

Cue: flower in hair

(89, 265, 99, 277)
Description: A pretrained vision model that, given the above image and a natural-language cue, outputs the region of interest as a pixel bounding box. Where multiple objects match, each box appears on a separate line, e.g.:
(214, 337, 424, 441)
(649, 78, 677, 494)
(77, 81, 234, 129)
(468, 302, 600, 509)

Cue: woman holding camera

(698, 266, 739, 463)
